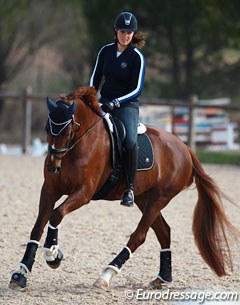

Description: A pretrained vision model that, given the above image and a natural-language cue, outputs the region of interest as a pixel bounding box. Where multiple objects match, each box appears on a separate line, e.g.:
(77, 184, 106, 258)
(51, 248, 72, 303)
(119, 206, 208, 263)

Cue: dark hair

(132, 31, 147, 49)
(114, 32, 147, 49)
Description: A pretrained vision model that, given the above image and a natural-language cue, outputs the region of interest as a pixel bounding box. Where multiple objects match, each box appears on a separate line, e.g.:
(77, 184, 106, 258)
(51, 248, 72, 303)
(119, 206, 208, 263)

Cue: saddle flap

(93, 120, 154, 200)
(110, 116, 126, 144)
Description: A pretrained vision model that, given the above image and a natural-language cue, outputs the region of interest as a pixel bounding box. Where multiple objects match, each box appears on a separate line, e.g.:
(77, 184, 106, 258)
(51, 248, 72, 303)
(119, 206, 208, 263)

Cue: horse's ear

(46, 96, 58, 112)
(65, 101, 76, 117)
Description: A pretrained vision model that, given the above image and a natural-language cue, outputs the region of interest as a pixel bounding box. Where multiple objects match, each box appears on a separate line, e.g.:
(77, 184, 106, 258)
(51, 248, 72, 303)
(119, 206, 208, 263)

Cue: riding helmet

(114, 12, 138, 33)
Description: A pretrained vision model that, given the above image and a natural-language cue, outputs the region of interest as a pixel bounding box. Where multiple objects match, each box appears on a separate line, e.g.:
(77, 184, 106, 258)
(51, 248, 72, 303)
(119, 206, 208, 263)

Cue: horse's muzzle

(46, 155, 62, 174)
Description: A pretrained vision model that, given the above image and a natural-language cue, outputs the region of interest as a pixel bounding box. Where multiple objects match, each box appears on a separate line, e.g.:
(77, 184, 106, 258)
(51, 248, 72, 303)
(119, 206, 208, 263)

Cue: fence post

(170, 105, 175, 134)
(187, 94, 198, 151)
(22, 86, 32, 154)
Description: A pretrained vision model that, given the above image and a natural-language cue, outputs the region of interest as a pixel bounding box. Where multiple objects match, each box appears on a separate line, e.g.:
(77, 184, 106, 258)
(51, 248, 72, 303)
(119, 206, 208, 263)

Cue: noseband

(48, 145, 70, 160)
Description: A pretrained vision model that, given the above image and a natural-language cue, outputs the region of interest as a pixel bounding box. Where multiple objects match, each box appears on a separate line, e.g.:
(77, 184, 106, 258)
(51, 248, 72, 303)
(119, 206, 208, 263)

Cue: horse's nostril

(46, 166, 61, 174)
(54, 167, 61, 174)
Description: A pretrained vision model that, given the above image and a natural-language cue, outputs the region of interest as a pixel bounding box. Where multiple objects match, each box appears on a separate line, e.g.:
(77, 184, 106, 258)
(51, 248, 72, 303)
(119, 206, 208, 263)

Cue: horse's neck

(75, 99, 99, 131)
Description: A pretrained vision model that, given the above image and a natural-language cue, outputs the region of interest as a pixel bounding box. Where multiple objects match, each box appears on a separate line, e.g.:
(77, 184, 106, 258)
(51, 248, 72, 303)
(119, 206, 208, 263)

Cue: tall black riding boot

(120, 145, 138, 207)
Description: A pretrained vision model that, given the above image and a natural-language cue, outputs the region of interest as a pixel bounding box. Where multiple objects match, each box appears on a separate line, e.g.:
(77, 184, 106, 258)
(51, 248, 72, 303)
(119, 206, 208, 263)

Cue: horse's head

(45, 87, 101, 174)
(45, 96, 79, 173)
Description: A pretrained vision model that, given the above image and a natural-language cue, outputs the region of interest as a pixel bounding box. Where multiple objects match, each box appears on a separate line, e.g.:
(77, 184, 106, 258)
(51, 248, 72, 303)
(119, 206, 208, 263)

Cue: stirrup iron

(120, 189, 134, 207)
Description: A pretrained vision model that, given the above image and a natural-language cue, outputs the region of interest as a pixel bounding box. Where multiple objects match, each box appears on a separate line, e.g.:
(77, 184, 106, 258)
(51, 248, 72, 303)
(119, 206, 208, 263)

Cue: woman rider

(90, 12, 146, 207)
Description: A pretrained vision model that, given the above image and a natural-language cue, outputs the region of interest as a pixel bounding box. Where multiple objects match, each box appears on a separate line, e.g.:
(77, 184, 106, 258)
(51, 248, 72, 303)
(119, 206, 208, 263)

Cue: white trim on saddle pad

(103, 112, 147, 134)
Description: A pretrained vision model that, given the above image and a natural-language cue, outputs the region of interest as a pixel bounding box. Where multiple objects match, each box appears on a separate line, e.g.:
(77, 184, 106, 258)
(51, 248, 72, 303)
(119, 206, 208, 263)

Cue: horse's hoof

(149, 278, 162, 290)
(93, 278, 109, 289)
(9, 272, 27, 291)
(46, 249, 63, 269)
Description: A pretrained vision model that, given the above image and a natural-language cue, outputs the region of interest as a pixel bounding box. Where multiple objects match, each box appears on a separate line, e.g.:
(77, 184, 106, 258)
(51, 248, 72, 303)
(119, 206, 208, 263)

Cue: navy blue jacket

(90, 42, 145, 104)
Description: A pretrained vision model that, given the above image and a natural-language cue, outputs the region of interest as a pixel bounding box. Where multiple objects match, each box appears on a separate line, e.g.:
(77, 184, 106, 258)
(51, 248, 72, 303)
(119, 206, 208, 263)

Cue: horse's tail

(187, 146, 238, 276)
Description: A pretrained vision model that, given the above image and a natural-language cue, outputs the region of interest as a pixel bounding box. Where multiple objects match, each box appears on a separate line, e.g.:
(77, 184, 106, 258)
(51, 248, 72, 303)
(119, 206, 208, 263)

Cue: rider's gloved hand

(101, 99, 120, 113)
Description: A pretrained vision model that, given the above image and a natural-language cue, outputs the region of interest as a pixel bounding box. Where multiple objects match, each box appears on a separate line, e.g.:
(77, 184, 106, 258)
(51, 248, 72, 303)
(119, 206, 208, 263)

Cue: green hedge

(196, 150, 240, 165)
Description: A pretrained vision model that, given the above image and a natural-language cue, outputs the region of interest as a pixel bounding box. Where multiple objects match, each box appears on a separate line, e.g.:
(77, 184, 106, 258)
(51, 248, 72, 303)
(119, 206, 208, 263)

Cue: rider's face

(116, 30, 134, 47)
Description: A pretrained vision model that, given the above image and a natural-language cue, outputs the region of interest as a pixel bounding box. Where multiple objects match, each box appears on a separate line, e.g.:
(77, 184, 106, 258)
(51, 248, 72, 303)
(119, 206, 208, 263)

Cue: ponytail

(132, 32, 147, 49)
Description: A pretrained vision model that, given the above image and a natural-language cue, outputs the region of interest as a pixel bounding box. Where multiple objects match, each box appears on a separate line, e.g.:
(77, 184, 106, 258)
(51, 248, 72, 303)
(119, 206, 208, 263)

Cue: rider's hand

(101, 99, 120, 113)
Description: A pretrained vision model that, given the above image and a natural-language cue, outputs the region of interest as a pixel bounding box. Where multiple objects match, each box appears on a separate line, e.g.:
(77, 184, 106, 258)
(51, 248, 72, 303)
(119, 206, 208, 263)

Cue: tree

(0, 0, 83, 90)
(82, 0, 240, 100)
(141, 0, 240, 98)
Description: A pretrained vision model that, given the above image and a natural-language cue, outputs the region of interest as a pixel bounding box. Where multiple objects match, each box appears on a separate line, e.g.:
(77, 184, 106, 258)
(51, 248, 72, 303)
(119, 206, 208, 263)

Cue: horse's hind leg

(149, 214, 172, 288)
(134, 196, 172, 287)
(94, 192, 170, 288)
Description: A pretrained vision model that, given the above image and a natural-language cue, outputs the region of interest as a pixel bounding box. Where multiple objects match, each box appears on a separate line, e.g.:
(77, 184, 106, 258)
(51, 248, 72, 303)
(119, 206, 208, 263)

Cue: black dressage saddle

(92, 115, 154, 200)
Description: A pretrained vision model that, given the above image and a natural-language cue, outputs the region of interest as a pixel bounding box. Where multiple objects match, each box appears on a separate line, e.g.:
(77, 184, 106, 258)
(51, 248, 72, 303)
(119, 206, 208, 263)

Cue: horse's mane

(62, 86, 101, 115)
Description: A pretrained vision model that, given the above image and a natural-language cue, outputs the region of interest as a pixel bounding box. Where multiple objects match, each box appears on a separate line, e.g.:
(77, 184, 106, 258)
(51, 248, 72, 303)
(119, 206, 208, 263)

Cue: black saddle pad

(137, 133, 154, 171)
(92, 128, 154, 200)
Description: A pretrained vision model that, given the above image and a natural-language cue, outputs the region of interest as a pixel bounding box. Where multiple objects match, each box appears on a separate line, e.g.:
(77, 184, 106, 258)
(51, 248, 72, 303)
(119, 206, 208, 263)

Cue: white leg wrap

(157, 274, 169, 283)
(101, 267, 118, 283)
(48, 222, 60, 230)
(124, 246, 133, 258)
(160, 248, 171, 252)
(28, 240, 41, 246)
(43, 245, 59, 262)
(94, 266, 119, 289)
(17, 262, 30, 275)
(94, 246, 133, 289)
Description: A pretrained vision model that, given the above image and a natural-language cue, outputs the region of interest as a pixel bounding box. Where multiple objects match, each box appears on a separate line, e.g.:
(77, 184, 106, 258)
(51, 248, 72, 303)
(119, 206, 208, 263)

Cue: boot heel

(120, 189, 134, 207)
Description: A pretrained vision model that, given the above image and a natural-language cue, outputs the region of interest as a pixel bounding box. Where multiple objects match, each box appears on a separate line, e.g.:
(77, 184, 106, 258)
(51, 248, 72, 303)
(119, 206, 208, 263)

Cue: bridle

(47, 111, 102, 160)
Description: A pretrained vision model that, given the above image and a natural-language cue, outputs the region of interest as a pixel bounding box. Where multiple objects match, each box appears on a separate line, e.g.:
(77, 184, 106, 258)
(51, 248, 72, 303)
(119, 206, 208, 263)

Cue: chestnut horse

(10, 86, 238, 290)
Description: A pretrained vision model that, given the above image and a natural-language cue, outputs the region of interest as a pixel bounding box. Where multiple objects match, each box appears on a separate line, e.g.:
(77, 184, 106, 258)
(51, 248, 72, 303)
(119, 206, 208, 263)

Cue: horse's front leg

(9, 183, 59, 290)
(43, 189, 90, 269)
(43, 222, 64, 270)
